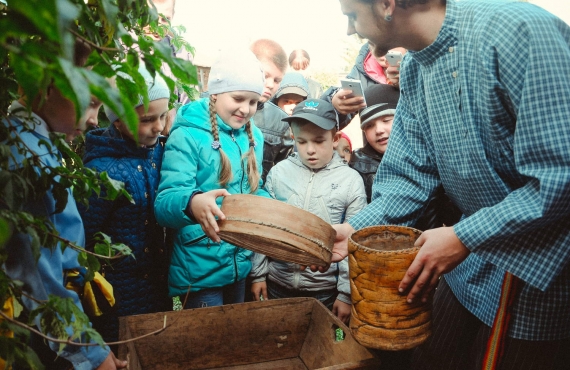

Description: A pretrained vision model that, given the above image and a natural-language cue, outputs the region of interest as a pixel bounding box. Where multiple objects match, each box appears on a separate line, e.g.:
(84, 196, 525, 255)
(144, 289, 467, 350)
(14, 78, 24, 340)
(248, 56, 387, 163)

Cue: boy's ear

(289, 127, 294, 140)
(333, 131, 341, 144)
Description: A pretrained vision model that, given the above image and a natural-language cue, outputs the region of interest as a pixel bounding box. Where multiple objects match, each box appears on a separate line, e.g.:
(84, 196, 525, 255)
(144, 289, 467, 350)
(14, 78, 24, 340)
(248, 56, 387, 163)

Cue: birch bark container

(348, 225, 431, 350)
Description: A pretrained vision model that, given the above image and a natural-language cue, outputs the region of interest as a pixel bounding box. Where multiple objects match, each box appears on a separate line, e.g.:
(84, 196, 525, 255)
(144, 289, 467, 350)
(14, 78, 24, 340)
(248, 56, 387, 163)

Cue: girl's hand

(190, 189, 230, 242)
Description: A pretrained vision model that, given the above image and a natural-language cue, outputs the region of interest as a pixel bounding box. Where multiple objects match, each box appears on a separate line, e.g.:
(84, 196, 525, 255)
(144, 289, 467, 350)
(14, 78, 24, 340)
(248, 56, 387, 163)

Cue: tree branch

(68, 29, 120, 52)
(0, 310, 168, 346)
(28, 223, 127, 260)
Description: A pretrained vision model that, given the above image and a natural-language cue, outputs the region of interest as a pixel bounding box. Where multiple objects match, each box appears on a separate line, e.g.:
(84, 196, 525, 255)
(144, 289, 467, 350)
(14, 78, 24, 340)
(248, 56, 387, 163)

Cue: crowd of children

(3, 1, 568, 369)
(1, 29, 421, 369)
(1, 20, 445, 368)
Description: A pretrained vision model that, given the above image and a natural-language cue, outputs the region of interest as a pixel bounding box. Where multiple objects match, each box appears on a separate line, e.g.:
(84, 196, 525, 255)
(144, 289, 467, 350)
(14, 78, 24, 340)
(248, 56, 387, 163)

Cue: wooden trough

(217, 194, 335, 267)
(119, 298, 380, 369)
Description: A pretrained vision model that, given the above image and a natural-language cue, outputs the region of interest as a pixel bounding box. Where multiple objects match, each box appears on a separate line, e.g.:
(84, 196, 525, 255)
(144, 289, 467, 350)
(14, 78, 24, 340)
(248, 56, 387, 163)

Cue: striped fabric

(349, 0, 570, 340)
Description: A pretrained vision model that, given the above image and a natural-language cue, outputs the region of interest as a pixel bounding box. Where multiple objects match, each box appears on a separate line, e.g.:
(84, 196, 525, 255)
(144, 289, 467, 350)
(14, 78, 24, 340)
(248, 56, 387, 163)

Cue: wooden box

(119, 297, 380, 369)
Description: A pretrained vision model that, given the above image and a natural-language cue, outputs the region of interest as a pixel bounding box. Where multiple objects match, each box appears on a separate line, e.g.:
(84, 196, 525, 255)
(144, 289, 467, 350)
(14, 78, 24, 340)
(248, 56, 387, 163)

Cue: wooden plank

(299, 300, 380, 369)
(205, 357, 307, 370)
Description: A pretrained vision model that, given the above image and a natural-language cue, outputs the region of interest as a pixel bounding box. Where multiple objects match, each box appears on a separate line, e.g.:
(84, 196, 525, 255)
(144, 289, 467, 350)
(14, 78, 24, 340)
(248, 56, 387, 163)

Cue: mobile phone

(340, 78, 366, 104)
(385, 50, 403, 67)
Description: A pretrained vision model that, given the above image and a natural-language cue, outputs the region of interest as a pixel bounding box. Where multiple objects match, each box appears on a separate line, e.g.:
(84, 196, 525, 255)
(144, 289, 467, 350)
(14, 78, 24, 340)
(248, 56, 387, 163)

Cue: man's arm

(451, 9, 570, 291)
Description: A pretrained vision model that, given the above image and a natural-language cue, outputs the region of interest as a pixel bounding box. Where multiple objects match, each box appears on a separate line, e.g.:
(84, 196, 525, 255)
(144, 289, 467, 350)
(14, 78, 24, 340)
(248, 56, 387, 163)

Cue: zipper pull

(231, 131, 236, 142)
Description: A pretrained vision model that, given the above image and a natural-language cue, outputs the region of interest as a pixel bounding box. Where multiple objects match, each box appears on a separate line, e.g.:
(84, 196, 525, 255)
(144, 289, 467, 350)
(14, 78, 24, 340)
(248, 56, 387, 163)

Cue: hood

(354, 42, 371, 77)
(171, 97, 248, 136)
(83, 125, 159, 164)
(287, 151, 347, 172)
(271, 72, 310, 105)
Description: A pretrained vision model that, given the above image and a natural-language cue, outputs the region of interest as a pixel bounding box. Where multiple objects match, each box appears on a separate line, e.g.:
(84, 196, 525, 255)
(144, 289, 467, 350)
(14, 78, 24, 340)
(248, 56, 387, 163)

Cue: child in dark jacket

(79, 64, 172, 345)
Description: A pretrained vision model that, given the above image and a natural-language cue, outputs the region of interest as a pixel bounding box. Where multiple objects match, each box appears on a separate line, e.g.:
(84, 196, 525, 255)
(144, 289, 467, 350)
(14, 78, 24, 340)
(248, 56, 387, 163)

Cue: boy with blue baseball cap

(249, 99, 366, 323)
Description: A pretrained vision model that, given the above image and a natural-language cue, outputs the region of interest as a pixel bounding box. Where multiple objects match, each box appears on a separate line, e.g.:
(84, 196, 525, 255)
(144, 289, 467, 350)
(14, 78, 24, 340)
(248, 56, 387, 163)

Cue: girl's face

(214, 91, 260, 129)
(334, 137, 352, 162)
(116, 98, 169, 147)
(363, 114, 394, 154)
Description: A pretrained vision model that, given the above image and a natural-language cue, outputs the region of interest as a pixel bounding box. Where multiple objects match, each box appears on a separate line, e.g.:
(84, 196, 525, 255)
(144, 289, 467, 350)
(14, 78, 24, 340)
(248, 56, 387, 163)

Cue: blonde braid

(244, 121, 260, 193)
(209, 96, 233, 187)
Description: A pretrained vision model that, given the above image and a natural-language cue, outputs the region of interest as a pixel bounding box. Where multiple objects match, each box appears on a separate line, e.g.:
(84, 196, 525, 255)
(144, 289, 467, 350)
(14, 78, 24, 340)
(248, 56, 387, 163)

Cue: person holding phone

(321, 43, 407, 130)
(328, 0, 570, 369)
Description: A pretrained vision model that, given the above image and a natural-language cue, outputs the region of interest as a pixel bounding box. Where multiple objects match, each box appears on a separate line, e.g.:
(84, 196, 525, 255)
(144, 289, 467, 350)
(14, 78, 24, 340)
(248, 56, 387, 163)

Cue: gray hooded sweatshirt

(250, 152, 367, 304)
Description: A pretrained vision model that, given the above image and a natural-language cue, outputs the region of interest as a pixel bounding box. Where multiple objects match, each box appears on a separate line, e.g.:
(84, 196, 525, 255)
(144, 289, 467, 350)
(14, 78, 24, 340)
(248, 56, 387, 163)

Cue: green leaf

(0, 217, 11, 248)
(7, 0, 60, 42)
(54, 0, 79, 61)
(55, 58, 91, 127)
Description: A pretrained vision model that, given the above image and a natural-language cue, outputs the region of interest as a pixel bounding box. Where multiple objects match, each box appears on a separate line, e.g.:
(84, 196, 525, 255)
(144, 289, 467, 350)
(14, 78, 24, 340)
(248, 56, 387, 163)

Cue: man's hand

(332, 89, 366, 115)
(305, 223, 355, 272)
(96, 352, 127, 369)
(332, 299, 351, 325)
(398, 227, 470, 303)
(251, 281, 268, 301)
(190, 189, 231, 242)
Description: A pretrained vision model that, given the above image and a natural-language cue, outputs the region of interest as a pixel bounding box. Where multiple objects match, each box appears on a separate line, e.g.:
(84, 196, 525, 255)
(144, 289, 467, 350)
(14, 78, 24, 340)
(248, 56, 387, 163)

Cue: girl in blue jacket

(154, 49, 269, 308)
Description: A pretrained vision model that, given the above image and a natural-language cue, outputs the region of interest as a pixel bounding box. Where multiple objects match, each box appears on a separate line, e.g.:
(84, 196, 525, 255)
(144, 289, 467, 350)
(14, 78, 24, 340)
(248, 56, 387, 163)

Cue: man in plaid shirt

(331, 0, 570, 368)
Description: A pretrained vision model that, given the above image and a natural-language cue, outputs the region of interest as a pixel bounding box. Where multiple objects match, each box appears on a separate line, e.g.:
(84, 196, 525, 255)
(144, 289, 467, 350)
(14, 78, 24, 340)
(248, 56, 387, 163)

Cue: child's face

(334, 137, 352, 162)
(259, 60, 283, 103)
(363, 114, 394, 154)
(292, 122, 337, 169)
(39, 86, 103, 140)
(214, 91, 260, 129)
(117, 98, 169, 146)
(277, 94, 305, 116)
(375, 47, 407, 69)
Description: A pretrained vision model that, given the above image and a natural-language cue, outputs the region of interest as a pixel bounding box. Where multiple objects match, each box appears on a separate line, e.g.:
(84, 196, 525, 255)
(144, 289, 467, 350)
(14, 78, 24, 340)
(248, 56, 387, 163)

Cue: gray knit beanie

(207, 49, 265, 96)
(105, 64, 171, 124)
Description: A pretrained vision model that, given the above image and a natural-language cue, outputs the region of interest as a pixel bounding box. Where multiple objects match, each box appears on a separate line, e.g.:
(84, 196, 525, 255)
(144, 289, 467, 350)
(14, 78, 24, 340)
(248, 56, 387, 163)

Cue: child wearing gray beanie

(78, 62, 173, 345)
(154, 48, 271, 309)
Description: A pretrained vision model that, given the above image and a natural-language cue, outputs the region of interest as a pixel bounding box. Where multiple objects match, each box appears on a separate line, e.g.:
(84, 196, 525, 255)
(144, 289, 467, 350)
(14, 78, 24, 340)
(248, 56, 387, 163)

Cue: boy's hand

(96, 352, 127, 369)
(399, 227, 470, 304)
(304, 223, 355, 272)
(190, 189, 230, 242)
(332, 299, 351, 325)
(386, 64, 401, 87)
(332, 89, 366, 115)
(251, 281, 268, 301)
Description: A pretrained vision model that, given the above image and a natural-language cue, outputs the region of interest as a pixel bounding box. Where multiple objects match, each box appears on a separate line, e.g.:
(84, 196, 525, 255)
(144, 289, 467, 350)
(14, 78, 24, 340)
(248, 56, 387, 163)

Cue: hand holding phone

(385, 51, 403, 67)
(340, 78, 366, 104)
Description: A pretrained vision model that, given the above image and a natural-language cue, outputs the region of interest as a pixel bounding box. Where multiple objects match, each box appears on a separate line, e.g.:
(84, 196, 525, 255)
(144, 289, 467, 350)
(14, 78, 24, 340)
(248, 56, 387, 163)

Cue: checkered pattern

(349, 0, 570, 340)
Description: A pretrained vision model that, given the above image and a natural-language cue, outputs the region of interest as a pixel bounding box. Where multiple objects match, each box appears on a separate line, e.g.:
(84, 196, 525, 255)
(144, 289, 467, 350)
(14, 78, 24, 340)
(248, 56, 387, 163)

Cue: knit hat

(105, 64, 170, 124)
(273, 72, 309, 100)
(208, 49, 265, 96)
(282, 99, 338, 130)
(339, 131, 352, 152)
(359, 84, 400, 128)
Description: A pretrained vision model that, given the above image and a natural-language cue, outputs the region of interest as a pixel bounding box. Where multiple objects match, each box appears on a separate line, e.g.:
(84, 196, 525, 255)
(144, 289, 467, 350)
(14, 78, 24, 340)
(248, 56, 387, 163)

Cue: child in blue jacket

(79, 64, 172, 345)
(154, 49, 269, 308)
